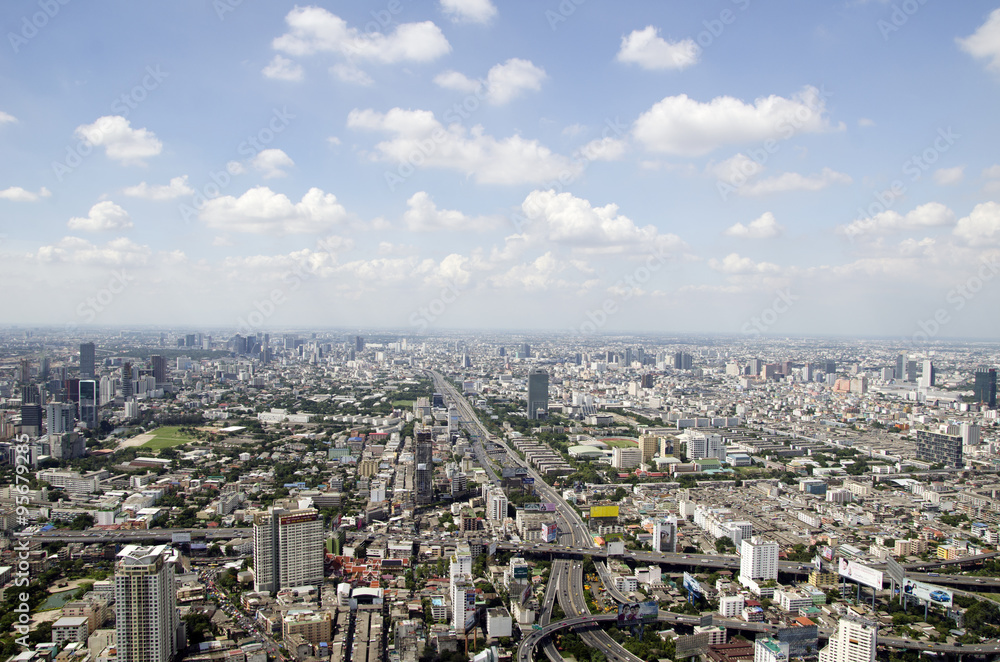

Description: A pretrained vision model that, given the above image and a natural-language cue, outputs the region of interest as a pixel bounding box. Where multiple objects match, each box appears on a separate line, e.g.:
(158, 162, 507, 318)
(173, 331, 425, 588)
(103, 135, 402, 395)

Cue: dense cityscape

(0, 329, 999, 662)
(5, 2, 1000, 662)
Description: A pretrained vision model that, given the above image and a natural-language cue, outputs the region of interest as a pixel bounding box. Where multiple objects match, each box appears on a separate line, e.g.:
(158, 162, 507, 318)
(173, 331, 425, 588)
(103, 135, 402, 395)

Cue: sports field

(597, 437, 639, 448)
(142, 426, 194, 449)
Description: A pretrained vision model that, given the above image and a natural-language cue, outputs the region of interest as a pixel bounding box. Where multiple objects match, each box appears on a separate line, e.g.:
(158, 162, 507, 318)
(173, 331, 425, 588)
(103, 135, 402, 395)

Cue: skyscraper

(818, 616, 877, 662)
(920, 359, 935, 388)
(415, 431, 434, 506)
(150, 355, 167, 385)
(252, 507, 324, 594)
(121, 362, 134, 399)
(895, 353, 905, 380)
(79, 380, 98, 429)
(974, 367, 997, 408)
(526, 369, 548, 420)
(79, 343, 95, 379)
(115, 545, 180, 662)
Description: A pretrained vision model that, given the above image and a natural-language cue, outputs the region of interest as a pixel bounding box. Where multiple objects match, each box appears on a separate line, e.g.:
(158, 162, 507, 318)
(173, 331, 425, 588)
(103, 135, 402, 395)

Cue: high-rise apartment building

(46, 403, 75, 435)
(121, 362, 134, 399)
(80, 343, 95, 380)
(638, 434, 659, 463)
(526, 369, 548, 420)
(415, 431, 434, 506)
(740, 537, 779, 586)
(818, 616, 877, 662)
(79, 380, 98, 429)
(253, 508, 324, 594)
(115, 545, 180, 662)
(915, 430, 963, 468)
(488, 488, 508, 522)
(451, 542, 475, 632)
(895, 353, 905, 381)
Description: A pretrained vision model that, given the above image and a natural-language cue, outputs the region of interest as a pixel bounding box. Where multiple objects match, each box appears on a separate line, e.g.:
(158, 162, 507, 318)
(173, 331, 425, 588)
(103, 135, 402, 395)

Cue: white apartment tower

(819, 616, 877, 662)
(488, 489, 509, 522)
(253, 507, 324, 593)
(740, 537, 779, 585)
(451, 542, 475, 631)
(115, 545, 180, 662)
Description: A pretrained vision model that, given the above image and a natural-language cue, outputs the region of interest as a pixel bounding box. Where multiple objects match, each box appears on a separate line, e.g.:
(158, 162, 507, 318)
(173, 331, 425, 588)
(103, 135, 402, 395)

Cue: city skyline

(3, 2, 1000, 337)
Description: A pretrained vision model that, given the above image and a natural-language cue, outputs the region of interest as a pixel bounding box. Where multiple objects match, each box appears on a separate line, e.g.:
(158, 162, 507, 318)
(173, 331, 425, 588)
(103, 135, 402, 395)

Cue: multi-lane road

(429, 371, 644, 662)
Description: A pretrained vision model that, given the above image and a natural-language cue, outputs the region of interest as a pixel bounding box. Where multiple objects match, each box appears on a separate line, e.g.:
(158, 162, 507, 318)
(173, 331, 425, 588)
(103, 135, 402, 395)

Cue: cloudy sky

(3, 0, 1000, 339)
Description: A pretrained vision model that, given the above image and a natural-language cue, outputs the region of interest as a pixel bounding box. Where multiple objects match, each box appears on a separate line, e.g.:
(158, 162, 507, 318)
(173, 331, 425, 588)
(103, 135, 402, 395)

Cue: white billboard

(838, 558, 883, 590)
(903, 578, 953, 608)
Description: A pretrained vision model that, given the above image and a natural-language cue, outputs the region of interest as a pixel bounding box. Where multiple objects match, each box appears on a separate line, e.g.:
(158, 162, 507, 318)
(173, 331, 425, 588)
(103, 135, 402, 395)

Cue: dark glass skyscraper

(527, 369, 549, 420)
(974, 367, 997, 408)
(80, 342, 95, 379)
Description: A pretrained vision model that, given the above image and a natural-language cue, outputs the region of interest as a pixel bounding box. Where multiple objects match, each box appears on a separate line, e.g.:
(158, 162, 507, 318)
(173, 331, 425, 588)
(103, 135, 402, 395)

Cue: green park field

(142, 426, 194, 450)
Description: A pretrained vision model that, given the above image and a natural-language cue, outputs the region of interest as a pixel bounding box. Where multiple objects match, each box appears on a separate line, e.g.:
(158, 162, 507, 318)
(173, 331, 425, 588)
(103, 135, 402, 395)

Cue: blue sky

(2, 0, 1000, 339)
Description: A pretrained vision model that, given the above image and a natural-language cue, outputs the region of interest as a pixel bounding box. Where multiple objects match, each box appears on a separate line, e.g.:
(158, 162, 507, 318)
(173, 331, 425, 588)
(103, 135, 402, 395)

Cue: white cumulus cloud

(68, 201, 134, 232)
(737, 168, 852, 196)
(0, 111, 16, 124)
(347, 107, 579, 185)
(708, 253, 781, 275)
(434, 58, 546, 104)
(724, 212, 783, 239)
(0, 186, 51, 202)
(252, 149, 295, 178)
(199, 186, 349, 235)
(958, 8, 1000, 73)
(262, 54, 304, 81)
(34, 236, 151, 266)
(273, 6, 450, 62)
(933, 166, 965, 186)
(403, 191, 498, 232)
(633, 86, 839, 156)
(74, 116, 162, 165)
(517, 189, 686, 255)
(123, 176, 194, 201)
(841, 202, 956, 238)
(616, 26, 699, 71)
(953, 201, 1000, 245)
(440, 0, 497, 24)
